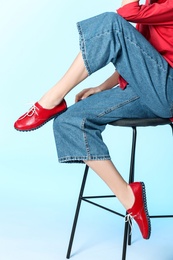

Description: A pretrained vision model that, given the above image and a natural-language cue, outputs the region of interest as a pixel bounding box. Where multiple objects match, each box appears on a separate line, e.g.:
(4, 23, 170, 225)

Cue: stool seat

(110, 117, 171, 127)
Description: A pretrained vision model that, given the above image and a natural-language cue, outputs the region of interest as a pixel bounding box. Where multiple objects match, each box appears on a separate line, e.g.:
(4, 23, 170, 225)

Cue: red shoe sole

(141, 182, 151, 239)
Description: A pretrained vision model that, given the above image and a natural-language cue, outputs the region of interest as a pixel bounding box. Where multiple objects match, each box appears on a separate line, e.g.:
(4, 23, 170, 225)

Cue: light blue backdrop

(0, 1, 173, 260)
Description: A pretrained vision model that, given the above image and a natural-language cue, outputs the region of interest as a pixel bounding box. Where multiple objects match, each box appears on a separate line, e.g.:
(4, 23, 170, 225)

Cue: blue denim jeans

(53, 12, 173, 163)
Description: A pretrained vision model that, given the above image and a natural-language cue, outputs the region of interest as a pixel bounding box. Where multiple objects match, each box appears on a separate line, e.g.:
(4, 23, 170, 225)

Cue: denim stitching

(97, 96, 139, 117)
(77, 22, 92, 75)
(58, 155, 111, 163)
(170, 104, 173, 116)
(81, 118, 91, 159)
(124, 35, 173, 80)
(81, 21, 173, 81)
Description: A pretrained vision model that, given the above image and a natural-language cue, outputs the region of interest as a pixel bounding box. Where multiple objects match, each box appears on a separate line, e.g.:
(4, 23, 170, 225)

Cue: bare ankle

(38, 96, 63, 109)
(124, 185, 135, 210)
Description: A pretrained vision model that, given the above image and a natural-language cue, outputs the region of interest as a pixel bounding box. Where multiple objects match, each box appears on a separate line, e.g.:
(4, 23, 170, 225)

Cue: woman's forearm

(99, 71, 120, 91)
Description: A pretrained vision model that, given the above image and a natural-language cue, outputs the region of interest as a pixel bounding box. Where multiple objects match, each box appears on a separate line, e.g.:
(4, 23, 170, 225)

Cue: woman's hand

(75, 86, 102, 103)
(75, 71, 120, 102)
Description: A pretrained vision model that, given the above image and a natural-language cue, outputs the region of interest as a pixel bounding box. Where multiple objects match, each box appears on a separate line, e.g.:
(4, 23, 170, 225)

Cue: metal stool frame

(66, 118, 173, 260)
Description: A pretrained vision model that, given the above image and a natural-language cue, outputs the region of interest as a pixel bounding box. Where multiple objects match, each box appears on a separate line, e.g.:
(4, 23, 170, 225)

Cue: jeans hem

(58, 155, 111, 164)
(77, 22, 92, 75)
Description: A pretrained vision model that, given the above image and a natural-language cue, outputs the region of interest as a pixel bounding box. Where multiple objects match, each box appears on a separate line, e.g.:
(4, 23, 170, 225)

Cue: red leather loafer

(127, 182, 151, 239)
(14, 99, 67, 131)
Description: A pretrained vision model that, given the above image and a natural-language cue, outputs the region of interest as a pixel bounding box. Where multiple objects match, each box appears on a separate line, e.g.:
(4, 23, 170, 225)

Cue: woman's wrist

(98, 83, 114, 92)
(100, 73, 120, 91)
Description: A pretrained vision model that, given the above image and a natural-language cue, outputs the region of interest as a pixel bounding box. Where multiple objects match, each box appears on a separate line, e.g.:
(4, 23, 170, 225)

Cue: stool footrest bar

(150, 215, 173, 218)
(82, 198, 125, 217)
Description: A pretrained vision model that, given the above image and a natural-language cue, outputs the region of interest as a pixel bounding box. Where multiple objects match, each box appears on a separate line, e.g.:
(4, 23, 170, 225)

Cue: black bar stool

(66, 118, 173, 260)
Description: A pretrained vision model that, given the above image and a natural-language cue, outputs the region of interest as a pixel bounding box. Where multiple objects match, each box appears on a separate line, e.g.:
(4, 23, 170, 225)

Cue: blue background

(0, 0, 173, 259)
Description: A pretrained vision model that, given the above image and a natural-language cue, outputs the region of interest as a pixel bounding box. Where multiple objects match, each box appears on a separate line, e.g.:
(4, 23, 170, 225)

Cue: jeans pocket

(97, 96, 139, 118)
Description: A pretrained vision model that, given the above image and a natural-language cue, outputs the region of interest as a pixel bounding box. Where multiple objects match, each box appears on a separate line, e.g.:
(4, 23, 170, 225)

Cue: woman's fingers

(75, 87, 100, 102)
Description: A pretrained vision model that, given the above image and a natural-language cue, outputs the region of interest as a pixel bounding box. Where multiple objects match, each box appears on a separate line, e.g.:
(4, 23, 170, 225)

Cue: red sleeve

(117, 0, 173, 25)
(118, 75, 128, 89)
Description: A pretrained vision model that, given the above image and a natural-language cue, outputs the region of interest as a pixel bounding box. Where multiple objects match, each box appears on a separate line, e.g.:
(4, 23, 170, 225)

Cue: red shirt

(116, 0, 173, 89)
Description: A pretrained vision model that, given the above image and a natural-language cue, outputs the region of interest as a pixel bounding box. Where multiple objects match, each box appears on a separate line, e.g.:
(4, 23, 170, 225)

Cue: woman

(14, 0, 173, 240)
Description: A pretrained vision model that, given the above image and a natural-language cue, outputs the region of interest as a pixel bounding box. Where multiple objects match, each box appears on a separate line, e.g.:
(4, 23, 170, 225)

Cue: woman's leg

(15, 11, 173, 131)
(85, 160, 151, 239)
(39, 52, 88, 109)
(53, 87, 152, 239)
(77, 12, 173, 118)
(39, 12, 173, 115)
(85, 160, 134, 210)
(14, 52, 88, 131)
(40, 11, 173, 117)
(54, 86, 156, 163)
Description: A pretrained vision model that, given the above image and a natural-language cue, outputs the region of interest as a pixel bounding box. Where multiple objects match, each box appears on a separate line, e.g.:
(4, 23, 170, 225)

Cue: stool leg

(128, 127, 137, 183)
(122, 127, 137, 260)
(122, 220, 130, 260)
(66, 165, 89, 259)
(128, 126, 137, 245)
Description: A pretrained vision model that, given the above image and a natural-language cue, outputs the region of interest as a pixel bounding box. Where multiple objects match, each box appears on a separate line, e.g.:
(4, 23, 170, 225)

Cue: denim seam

(81, 27, 122, 41)
(92, 27, 173, 80)
(170, 105, 173, 116)
(79, 23, 173, 81)
(97, 95, 139, 117)
(123, 34, 173, 80)
(81, 118, 91, 159)
(58, 155, 111, 163)
(77, 22, 92, 75)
